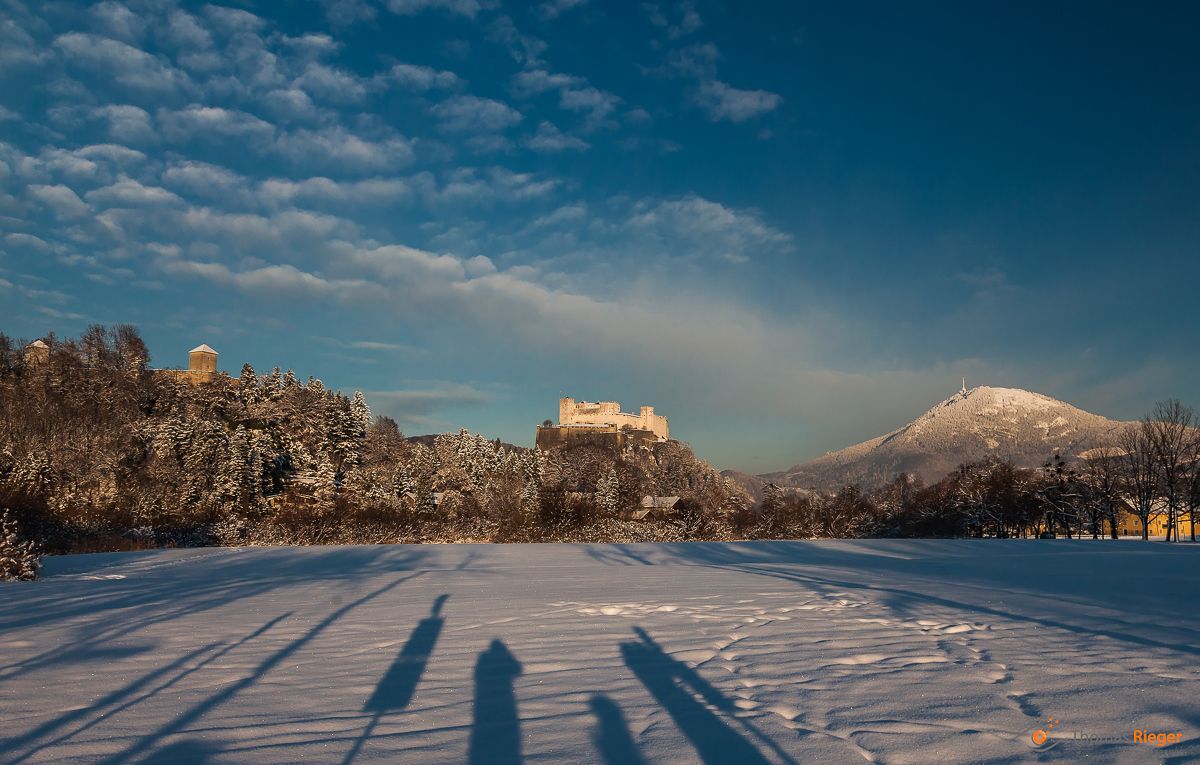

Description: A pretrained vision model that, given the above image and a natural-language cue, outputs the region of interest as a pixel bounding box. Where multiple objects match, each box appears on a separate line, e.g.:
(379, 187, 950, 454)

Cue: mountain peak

(763, 386, 1126, 491)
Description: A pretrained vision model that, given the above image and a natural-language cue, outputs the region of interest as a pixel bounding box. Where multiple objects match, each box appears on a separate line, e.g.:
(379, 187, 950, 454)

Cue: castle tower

(24, 339, 49, 366)
(189, 344, 218, 374)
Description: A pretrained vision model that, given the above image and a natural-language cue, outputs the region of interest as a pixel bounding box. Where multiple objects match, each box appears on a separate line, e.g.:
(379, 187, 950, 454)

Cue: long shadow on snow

(341, 594, 449, 764)
(720, 561, 1200, 659)
(620, 626, 793, 765)
(139, 737, 225, 765)
(0, 545, 431, 682)
(88, 571, 423, 765)
(468, 639, 523, 765)
(590, 540, 1200, 651)
(589, 694, 648, 765)
(2, 613, 291, 765)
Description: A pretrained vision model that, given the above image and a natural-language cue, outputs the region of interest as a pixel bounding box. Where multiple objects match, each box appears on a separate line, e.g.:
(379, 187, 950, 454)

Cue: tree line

(746, 399, 1200, 542)
(1, 325, 1196, 580)
(0, 326, 749, 572)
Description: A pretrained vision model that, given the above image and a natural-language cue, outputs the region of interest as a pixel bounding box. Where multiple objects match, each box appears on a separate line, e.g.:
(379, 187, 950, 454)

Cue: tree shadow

(0, 546, 432, 683)
(589, 694, 647, 765)
(139, 737, 223, 764)
(341, 594, 449, 764)
(3, 613, 291, 765)
(468, 639, 523, 765)
(91, 572, 423, 765)
(620, 626, 776, 765)
(724, 562, 1200, 658)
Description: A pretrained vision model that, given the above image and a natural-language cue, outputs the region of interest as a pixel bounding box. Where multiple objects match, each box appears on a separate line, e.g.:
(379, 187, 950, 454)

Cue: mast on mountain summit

(961, 377, 967, 395)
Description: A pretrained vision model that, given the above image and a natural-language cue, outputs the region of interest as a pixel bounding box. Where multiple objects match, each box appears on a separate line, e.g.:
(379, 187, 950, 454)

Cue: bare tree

(1078, 445, 1125, 539)
(1185, 429, 1200, 543)
(1143, 400, 1194, 542)
(1118, 423, 1160, 540)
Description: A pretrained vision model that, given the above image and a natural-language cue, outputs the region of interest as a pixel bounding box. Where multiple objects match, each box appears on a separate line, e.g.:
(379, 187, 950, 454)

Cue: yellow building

(1116, 508, 1198, 538)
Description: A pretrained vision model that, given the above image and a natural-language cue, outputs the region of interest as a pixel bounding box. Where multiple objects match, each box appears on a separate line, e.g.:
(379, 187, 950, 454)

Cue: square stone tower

(189, 344, 218, 374)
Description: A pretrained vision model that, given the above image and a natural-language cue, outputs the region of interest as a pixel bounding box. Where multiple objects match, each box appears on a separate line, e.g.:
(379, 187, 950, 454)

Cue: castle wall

(535, 424, 662, 451)
(557, 398, 669, 440)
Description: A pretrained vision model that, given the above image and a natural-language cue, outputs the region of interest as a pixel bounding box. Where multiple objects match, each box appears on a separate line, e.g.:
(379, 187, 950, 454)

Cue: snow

(2, 540, 1199, 763)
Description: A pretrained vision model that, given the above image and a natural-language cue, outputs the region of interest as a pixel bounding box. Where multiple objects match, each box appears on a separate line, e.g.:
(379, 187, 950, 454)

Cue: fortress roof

(190, 344, 218, 355)
(28, 340, 49, 349)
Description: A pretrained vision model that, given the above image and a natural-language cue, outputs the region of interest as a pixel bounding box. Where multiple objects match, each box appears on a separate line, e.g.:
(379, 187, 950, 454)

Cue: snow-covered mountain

(762, 386, 1128, 491)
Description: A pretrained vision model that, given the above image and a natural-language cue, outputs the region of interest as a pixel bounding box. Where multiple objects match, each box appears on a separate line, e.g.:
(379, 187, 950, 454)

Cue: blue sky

(1, 0, 1197, 472)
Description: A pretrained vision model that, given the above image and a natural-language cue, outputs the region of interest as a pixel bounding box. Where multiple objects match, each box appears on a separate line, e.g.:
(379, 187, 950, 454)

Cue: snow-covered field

(2, 540, 1198, 764)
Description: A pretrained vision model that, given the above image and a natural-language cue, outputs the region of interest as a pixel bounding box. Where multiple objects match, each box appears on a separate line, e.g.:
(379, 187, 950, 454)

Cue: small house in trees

(630, 495, 680, 520)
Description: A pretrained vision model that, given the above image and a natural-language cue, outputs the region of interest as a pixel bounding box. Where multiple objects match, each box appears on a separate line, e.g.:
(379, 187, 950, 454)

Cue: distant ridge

(754, 386, 1128, 492)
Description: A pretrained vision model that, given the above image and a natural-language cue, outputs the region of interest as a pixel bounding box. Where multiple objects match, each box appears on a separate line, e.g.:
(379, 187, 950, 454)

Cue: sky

(1, 0, 1197, 472)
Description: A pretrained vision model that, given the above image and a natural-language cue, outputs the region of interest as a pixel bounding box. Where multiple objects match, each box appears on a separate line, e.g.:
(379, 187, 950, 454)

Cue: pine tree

(597, 466, 620, 516)
(0, 510, 41, 581)
(314, 450, 338, 511)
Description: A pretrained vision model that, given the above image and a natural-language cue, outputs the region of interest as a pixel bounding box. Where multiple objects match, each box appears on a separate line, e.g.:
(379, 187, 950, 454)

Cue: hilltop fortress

(25, 339, 235, 385)
(536, 397, 670, 450)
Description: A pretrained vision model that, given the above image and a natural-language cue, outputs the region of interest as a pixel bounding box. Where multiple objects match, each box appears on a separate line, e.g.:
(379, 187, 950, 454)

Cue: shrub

(1, 509, 41, 581)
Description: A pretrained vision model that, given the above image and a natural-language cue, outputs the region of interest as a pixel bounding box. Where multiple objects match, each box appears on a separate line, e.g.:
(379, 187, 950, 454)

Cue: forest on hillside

(0, 326, 748, 564)
(2, 326, 1198, 580)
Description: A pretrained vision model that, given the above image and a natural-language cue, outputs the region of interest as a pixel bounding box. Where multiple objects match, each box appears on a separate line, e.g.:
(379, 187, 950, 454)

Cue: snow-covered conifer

(0, 510, 40, 581)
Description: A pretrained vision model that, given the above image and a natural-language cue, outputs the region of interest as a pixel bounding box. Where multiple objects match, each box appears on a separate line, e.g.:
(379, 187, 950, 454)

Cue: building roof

(27, 340, 49, 349)
(640, 496, 681, 509)
(190, 344, 218, 355)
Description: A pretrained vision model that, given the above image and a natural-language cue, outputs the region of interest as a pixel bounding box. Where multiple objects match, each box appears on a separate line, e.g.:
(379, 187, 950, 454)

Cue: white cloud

(625, 194, 791, 263)
(538, 0, 588, 21)
(646, 1, 702, 39)
(202, 6, 266, 35)
(487, 16, 546, 65)
(90, 1, 146, 43)
(367, 382, 491, 422)
(260, 88, 321, 122)
(91, 104, 157, 144)
(524, 121, 589, 152)
(10, 232, 59, 255)
(28, 184, 91, 218)
(258, 176, 412, 207)
(75, 144, 147, 166)
(696, 80, 782, 122)
(54, 32, 191, 95)
(413, 167, 559, 205)
(386, 0, 482, 18)
(0, 13, 48, 68)
(319, 0, 378, 26)
(510, 69, 620, 130)
(381, 63, 460, 91)
(159, 105, 276, 145)
(510, 69, 578, 99)
(276, 126, 415, 173)
(161, 10, 214, 50)
(86, 177, 185, 207)
(431, 95, 523, 133)
(162, 259, 340, 298)
(161, 160, 247, 200)
(668, 43, 781, 122)
(280, 33, 341, 58)
(529, 202, 587, 229)
(295, 63, 369, 104)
